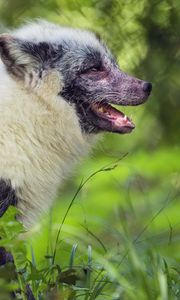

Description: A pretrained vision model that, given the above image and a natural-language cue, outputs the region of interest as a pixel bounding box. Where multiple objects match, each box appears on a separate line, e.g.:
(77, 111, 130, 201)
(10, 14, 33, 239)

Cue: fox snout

(103, 69, 152, 106)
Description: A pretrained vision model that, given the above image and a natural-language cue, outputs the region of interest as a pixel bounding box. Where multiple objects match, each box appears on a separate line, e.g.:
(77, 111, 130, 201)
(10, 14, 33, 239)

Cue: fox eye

(82, 65, 102, 74)
(90, 67, 99, 72)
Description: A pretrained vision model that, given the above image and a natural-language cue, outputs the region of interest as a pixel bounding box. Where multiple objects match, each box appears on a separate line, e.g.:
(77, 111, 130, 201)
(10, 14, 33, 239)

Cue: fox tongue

(91, 103, 135, 129)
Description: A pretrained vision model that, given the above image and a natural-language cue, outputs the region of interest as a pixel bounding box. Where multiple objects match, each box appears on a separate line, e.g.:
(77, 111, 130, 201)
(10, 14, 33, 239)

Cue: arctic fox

(0, 20, 152, 228)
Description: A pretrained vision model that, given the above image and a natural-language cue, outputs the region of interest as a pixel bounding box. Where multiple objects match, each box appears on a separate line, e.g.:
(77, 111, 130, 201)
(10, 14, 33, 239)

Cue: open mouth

(90, 102, 135, 134)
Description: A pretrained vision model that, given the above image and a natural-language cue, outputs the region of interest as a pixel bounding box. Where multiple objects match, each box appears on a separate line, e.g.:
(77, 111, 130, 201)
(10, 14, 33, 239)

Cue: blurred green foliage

(0, 0, 179, 299)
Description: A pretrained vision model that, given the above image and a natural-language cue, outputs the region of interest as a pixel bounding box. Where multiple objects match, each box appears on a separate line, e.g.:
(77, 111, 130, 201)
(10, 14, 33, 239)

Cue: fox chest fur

(0, 68, 93, 227)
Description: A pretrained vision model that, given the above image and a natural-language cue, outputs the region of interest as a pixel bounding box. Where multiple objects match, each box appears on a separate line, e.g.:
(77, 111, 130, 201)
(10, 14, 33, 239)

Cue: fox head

(0, 20, 152, 135)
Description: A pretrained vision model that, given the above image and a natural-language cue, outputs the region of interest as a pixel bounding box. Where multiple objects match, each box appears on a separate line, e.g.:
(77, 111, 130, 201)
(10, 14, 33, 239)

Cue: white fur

(0, 55, 96, 228)
(13, 20, 103, 51)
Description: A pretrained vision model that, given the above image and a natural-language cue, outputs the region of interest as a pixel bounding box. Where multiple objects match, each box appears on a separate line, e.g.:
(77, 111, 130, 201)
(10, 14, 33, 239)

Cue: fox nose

(143, 82, 152, 94)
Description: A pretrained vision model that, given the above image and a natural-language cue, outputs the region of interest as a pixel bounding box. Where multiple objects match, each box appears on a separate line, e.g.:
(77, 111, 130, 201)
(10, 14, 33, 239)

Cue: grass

(0, 155, 179, 299)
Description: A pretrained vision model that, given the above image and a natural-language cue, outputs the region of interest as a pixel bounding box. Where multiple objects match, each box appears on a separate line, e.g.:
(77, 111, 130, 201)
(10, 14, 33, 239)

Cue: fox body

(0, 20, 152, 228)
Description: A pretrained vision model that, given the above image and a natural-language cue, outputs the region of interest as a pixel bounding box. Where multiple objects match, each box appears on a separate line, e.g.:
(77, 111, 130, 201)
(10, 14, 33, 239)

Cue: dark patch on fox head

(20, 41, 63, 68)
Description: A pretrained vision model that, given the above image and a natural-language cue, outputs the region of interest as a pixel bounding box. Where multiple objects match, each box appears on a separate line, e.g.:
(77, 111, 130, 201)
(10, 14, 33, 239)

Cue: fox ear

(0, 34, 38, 79)
(0, 34, 63, 82)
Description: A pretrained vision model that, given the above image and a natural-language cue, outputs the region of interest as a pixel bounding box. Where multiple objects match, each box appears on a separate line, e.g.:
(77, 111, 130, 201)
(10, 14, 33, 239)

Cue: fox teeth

(124, 115, 128, 121)
(98, 107, 104, 112)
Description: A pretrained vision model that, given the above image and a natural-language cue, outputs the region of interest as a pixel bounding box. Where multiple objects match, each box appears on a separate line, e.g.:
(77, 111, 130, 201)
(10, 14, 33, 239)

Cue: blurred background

(0, 0, 179, 299)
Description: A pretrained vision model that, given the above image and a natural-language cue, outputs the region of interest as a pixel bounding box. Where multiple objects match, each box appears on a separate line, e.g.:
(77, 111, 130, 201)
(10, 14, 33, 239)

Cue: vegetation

(0, 0, 179, 299)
